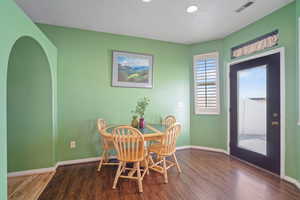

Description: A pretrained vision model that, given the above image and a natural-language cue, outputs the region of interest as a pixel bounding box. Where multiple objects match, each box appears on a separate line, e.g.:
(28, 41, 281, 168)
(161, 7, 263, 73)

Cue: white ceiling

(15, 0, 294, 44)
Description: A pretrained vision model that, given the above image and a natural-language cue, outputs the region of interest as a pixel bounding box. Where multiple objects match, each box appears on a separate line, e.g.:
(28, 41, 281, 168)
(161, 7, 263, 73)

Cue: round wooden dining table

(102, 124, 167, 141)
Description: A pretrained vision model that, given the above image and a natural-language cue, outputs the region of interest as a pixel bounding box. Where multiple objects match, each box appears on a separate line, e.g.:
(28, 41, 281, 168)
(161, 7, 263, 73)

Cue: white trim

(190, 145, 229, 155)
(176, 145, 229, 154)
(56, 156, 101, 167)
(283, 176, 300, 190)
(193, 51, 220, 115)
(7, 156, 107, 178)
(226, 47, 286, 178)
(7, 166, 56, 178)
(176, 146, 192, 150)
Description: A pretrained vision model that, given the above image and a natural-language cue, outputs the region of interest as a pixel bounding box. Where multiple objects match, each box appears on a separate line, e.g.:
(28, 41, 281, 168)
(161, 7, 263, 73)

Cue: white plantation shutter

(193, 52, 220, 115)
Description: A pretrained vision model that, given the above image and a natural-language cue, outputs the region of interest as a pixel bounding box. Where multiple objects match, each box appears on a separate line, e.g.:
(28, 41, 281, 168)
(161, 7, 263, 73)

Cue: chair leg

(145, 157, 149, 175)
(97, 150, 106, 172)
(172, 153, 182, 173)
(136, 162, 143, 193)
(149, 153, 155, 166)
(103, 149, 108, 162)
(121, 162, 126, 173)
(113, 161, 123, 189)
(163, 157, 168, 184)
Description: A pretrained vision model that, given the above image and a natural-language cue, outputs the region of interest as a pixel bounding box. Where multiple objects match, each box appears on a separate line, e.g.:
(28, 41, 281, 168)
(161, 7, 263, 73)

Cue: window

(193, 52, 220, 115)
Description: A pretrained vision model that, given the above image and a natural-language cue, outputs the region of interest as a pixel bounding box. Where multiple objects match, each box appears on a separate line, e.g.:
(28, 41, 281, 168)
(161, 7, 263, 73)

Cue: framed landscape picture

(112, 51, 153, 88)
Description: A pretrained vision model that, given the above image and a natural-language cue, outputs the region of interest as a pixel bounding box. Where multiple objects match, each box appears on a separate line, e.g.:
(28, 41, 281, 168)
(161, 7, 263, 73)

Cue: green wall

(0, 1, 57, 199)
(190, 40, 227, 149)
(190, 3, 299, 180)
(1, 1, 300, 199)
(7, 37, 53, 172)
(296, 0, 300, 183)
(37, 24, 191, 162)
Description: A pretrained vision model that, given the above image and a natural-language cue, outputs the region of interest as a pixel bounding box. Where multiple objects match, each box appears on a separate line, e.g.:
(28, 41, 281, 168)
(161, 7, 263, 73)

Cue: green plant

(132, 97, 150, 118)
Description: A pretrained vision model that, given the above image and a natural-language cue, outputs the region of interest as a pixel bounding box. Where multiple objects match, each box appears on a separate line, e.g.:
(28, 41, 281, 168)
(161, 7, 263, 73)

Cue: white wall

(238, 98, 266, 135)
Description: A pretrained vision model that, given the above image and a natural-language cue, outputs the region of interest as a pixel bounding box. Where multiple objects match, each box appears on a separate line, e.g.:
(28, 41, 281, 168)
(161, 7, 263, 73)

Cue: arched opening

(6, 36, 53, 198)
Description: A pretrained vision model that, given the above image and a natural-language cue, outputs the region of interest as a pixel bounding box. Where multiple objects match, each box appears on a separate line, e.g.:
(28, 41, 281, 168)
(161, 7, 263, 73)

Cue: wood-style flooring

(8, 172, 54, 200)
(39, 150, 300, 200)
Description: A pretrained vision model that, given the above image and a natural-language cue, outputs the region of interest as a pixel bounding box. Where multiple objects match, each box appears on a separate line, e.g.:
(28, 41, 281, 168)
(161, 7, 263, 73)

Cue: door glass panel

(237, 65, 267, 155)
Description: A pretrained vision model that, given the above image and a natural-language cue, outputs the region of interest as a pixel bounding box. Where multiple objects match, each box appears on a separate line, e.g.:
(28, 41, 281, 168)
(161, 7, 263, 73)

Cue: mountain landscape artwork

(112, 51, 153, 88)
(117, 56, 149, 83)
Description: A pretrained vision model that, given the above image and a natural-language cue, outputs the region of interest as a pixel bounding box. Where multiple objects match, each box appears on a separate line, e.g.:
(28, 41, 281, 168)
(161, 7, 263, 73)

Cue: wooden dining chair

(163, 115, 176, 127)
(97, 118, 118, 172)
(112, 126, 149, 193)
(148, 123, 182, 183)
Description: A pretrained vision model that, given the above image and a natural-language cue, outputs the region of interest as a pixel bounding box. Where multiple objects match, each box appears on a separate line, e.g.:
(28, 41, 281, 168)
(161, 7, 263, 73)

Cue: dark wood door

(230, 53, 281, 174)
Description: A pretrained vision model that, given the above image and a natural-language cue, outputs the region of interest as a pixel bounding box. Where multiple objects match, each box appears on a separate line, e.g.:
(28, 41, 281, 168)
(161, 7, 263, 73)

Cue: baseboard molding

(176, 145, 229, 155)
(282, 176, 300, 190)
(8, 156, 113, 177)
(176, 145, 192, 150)
(190, 145, 229, 155)
(7, 166, 56, 178)
(56, 156, 101, 167)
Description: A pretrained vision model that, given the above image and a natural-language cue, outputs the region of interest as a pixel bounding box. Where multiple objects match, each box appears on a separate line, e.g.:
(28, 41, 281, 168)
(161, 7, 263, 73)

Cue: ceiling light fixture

(186, 5, 198, 13)
(142, 0, 152, 2)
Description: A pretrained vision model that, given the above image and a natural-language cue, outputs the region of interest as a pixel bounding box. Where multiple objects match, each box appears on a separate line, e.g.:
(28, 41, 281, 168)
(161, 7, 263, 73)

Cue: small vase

(131, 116, 139, 128)
(139, 117, 145, 129)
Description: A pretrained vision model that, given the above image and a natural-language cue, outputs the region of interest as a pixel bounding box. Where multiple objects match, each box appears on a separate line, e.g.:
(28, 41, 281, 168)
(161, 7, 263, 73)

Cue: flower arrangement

(132, 96, 150, 118)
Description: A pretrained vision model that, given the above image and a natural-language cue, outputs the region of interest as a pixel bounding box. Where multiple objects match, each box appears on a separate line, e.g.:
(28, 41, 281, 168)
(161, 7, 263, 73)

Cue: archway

(6, 36, 53, 198)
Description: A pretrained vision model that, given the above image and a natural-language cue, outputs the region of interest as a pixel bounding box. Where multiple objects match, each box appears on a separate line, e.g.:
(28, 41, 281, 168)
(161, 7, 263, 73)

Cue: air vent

(235, 1, 255, 13)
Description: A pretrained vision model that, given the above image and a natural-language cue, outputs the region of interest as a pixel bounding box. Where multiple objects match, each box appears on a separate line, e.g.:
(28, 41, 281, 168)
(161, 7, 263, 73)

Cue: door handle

(271, 121, 279, 126)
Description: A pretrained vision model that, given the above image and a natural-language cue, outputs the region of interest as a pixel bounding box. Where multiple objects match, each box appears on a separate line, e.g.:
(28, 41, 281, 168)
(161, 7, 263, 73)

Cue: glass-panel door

(237, 66, 267, 155)
(230, 53, 281, 175)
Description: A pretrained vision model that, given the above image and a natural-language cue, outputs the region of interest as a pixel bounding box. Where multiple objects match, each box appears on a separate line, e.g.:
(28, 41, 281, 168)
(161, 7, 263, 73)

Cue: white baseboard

(176, 145, 229, 155)
(7, 166, 56, 178)
(56, 156, 101, 167)
(176, 145, 192, 150)
(8, 156, 114, 177)
(282, 176, 300, 190)
(190, 145, 229, 155)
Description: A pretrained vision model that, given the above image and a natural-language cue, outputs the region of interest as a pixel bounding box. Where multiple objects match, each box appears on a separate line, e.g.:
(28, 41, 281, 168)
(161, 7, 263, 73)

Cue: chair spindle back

(97, 118, 110, 148)
(160, 123, 181, 155)
(164, 115, 176, 127)
(97, 119, 107, 132)
(112, 126, 145, 162)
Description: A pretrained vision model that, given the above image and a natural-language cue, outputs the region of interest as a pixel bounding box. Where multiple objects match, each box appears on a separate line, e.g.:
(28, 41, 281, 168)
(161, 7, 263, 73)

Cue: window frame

(193, 52, 220, 115)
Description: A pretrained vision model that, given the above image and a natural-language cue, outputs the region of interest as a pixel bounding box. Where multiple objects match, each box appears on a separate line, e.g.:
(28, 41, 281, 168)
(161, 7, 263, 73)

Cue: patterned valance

(231, 30, 279, 59)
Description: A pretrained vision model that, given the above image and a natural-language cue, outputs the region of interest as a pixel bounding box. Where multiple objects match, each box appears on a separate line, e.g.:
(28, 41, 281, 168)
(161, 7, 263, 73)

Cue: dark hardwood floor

(39, 149, 300, 200)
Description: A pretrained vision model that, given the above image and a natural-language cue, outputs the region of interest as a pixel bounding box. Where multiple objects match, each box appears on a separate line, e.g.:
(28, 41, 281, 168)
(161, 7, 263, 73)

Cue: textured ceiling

(15, 0, 294, 44)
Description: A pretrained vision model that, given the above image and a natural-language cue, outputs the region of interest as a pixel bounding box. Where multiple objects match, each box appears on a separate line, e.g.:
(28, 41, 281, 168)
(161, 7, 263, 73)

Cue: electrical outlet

(70, 141, 76, 149)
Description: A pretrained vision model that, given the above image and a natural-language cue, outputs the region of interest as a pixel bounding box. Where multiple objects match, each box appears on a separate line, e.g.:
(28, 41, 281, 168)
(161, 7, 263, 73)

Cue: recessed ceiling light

(186, 5, 198, 13)
(142, 0, 152, 2)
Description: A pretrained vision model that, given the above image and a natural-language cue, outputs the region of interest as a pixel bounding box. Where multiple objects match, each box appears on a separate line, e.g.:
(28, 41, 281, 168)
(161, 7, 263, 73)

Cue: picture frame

(112, 51, 153, 88)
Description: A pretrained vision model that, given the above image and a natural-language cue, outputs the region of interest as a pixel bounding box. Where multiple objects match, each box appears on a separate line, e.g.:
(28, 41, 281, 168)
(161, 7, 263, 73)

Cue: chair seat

(148, 143, 174, 156)
(117, 149, 148, 162)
